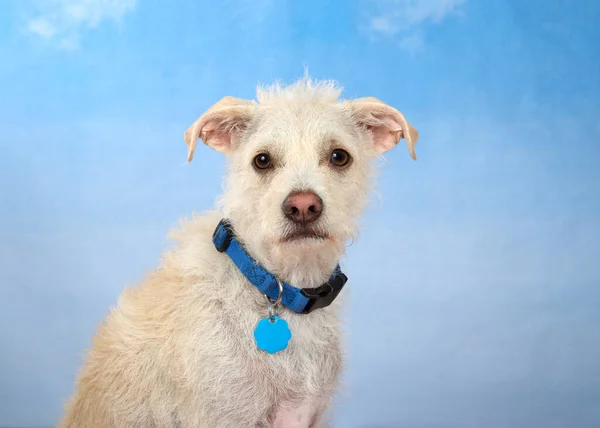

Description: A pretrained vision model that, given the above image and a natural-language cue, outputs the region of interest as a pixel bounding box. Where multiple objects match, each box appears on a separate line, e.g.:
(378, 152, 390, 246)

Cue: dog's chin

(280, 229, 329, 244)
(277, 227, 336, 255)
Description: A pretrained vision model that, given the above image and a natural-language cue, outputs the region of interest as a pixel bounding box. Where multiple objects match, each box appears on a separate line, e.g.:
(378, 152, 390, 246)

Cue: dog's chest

(259, 317, 341, 427)
(248, 310, 342, 394)
(183, 304, 342, 426)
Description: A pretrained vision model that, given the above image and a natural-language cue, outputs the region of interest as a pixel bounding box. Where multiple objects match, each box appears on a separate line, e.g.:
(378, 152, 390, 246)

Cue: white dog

(60, 77, 418, 428)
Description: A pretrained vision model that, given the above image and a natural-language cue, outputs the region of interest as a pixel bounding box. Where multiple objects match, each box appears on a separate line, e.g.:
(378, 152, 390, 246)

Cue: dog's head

(185, 78, 418, 286)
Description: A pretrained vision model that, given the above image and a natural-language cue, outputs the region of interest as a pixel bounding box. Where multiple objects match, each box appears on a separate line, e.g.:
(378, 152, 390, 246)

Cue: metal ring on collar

(264, 277, 284, 307)
(264, 278, 284, 322)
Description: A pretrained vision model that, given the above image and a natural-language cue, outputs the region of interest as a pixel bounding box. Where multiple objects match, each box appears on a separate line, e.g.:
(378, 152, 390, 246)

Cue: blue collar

(212, 219, 347, 314)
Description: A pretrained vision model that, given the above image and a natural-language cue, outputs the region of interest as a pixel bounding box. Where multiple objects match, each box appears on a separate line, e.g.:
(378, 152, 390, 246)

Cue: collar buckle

(299, 271, 348, 314)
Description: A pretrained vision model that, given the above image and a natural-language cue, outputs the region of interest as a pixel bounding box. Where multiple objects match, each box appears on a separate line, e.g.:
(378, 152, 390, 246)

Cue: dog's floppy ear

(184, 96, 254, 161)
(345, 97, 419, 160)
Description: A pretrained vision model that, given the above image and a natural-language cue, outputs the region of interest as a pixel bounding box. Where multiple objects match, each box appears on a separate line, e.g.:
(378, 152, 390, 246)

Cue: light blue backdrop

(1, 1, 599, 427)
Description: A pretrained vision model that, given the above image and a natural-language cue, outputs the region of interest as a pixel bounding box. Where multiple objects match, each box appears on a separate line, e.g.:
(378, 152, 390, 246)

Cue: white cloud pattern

(365, 0, 466, 51)
(26, 0, 137, 50)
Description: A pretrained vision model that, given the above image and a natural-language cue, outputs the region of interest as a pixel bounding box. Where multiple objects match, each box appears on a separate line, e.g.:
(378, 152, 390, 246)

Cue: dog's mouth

(281, 227, 329, 243)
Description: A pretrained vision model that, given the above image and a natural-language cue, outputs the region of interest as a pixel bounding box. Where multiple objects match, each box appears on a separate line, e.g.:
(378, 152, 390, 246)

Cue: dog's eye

(330, 149, 351, 167)
(253, 153, 272, 170)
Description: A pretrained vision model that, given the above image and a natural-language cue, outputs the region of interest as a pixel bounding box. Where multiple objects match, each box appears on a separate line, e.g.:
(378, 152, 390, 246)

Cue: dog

(59, 77, 418, 428)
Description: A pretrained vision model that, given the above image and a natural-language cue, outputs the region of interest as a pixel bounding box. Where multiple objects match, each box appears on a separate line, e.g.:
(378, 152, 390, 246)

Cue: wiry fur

(59, 77, 418, 428)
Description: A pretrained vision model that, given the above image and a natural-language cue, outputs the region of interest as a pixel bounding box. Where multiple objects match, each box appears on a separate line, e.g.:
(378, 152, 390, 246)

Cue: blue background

(1, 1, 599, 427)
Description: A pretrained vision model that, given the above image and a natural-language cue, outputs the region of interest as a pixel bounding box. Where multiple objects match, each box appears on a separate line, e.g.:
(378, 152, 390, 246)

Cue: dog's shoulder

(163, 210, 225, 277)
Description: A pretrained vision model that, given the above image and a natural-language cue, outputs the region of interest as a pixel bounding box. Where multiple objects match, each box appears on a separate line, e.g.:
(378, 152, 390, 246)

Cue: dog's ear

(184, 96, 254, 161)
(345, 97, 419, 160)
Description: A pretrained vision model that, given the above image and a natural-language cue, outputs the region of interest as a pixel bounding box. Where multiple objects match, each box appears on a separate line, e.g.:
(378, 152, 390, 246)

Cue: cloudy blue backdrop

(1, 0, 599, 427)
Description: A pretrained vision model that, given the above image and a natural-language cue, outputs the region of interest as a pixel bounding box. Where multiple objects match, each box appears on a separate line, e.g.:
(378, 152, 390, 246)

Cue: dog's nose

(282, 191, 323, 225)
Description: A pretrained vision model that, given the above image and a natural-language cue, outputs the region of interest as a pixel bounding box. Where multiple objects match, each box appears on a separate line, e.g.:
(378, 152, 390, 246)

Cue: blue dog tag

(254, 316, 292, 354)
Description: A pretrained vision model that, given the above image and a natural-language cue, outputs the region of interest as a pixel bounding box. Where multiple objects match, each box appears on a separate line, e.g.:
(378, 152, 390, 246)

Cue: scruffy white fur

(59, 77, 419, 428)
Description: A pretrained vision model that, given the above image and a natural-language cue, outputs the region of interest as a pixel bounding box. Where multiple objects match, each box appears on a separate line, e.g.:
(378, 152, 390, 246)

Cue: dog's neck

(220, 197, 348, 289)
(212, 219, 347, 314)
(225, 224, 345, 291)
(261, 243, 345, 289)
